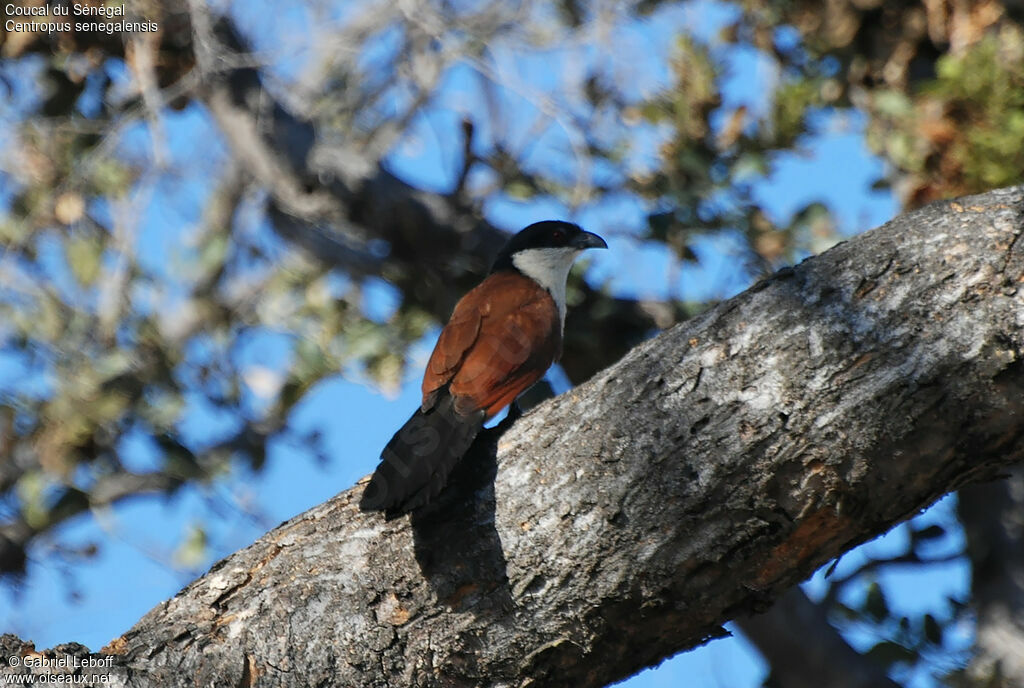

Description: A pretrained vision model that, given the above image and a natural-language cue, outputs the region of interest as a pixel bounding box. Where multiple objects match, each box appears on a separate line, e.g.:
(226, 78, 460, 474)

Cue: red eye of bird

(552, 230, 563, 240)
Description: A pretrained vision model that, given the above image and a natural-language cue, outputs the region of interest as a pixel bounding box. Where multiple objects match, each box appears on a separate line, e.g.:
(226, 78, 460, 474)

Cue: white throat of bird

(512, 247, 582, 329)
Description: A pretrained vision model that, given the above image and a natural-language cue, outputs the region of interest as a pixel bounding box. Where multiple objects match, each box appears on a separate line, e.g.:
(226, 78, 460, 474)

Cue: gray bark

(959, 465, 1024, 686)
(3, 185, 1024, 687)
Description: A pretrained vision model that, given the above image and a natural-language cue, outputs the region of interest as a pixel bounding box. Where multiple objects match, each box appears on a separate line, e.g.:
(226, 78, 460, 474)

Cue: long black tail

(360, 391, 485, 514)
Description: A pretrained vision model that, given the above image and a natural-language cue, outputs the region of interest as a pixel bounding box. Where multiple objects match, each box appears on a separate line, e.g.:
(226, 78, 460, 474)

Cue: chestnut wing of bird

(422, 271, 562, 419)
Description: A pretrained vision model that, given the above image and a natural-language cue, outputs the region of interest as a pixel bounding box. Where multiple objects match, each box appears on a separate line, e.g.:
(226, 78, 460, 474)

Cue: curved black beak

(572, 230, 608, 250)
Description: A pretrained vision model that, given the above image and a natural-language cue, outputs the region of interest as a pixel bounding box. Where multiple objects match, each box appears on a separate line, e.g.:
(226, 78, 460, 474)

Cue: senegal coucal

(359, 220, 607, 513)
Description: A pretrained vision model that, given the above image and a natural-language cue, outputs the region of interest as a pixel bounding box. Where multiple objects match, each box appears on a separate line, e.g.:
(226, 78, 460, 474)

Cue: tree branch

(737, 587, 902, 688)
(959, 464, 1024, 685)
(3, 185, 1022, 686)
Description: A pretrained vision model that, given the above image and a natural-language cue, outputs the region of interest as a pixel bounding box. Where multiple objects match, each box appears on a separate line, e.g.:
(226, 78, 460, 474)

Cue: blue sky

(0, 1, 969, 686)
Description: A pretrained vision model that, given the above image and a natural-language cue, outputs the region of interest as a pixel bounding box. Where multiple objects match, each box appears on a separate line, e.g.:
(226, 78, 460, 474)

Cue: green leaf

(864, 581, 889, 622)
(17, 471, 51, 530)
(873, 90, 912, 118)
(505, 180, 535, 199)
(864, 640, 917, 668)
(0, 217, 28, 243)
(66, 235, 103, 287)
(90, 159, 133, 198)
(293, 337, 329, 380)
(173, 523, 208, 568)
(87, 391, 129, 424)
(198, 233, 229, 276)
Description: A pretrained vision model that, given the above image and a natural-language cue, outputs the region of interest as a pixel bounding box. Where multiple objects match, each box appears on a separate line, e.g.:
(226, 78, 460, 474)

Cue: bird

(359, 220, 607, 514)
